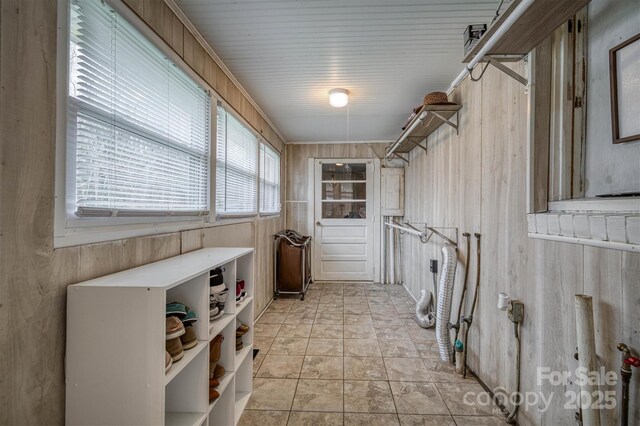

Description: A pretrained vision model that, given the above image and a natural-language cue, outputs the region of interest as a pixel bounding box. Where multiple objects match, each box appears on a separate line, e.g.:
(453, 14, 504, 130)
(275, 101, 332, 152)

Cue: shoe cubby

(234, 351, 253, 421)
(66, 248, 254, 426)
(208, 381, 234, 426)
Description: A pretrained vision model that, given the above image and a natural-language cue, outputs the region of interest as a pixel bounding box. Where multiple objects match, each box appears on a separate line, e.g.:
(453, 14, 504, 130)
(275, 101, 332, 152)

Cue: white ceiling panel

(175, 0, 508, 142)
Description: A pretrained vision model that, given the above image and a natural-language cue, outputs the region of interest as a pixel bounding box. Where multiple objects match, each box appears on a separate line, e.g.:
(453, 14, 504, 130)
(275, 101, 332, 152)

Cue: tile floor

(239, 282, 504, 426)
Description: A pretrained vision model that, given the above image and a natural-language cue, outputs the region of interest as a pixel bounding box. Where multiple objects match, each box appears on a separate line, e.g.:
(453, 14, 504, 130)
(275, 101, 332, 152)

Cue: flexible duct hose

(415, 289, 436, 328)
(436, 243, 457, 362)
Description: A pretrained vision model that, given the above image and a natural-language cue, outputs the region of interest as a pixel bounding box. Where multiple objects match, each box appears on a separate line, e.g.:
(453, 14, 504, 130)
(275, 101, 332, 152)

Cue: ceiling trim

(165, 0, 287, 144)
(287, 140, 392, 145)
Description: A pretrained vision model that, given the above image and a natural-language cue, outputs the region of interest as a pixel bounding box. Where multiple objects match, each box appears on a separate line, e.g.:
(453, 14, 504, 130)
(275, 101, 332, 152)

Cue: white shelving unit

(66, 247, 255, 426)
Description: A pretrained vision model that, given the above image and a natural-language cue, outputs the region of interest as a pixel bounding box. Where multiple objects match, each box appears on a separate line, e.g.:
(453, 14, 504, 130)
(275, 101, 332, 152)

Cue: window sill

(527, 197, 640, 252)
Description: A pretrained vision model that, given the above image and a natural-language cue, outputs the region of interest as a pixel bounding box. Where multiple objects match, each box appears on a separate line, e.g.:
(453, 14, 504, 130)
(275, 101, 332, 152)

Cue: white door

(313, 159, 374, 281)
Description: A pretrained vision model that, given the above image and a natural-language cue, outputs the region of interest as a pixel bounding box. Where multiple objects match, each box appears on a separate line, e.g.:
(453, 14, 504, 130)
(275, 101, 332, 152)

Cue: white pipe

(575, 295, 601, 426)
(389, 223, 396, 284)
(446, 0, 535, 95)
(386, 111, 428, 158)
(385, 221, 426, 239)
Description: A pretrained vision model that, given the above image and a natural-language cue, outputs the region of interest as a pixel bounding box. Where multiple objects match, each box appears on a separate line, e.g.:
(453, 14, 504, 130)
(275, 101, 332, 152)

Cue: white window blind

(216, 105, 258, 216)
(260, 143, 281, 214)
(68, 0, 210, 217)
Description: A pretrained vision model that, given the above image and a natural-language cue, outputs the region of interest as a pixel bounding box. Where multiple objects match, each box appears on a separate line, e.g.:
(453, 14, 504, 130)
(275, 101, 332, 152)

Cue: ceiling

(175, 0, 508, 143)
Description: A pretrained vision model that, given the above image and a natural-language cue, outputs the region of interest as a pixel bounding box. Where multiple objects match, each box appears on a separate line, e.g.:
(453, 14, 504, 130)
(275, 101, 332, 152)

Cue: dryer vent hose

(436, 243, 457, 362)
(415, 289, 436, 328)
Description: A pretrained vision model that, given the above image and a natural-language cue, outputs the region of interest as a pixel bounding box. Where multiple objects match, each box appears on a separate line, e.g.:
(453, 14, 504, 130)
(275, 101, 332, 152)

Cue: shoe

(209, 308, 224, 321)
(166, 316, 185, 340)
(210, 334, 224, 377)
(217, 289, 229, 309)
(236, 335, 243, 350)
(209, 388, 220, 402)
(181, 325, 198, 350)
(235, 282, 242, 303)
(166, 302, 187, 319)
(237, 279, 247, 299)
(209, 268, 225, 294)
(209, 378, 220, 388)
(236, 323, 250, 334)
(165, 351, 173, 373)
(210, 283, 226, 295)
(166, 337, 184, 362)
(182, 309, 197, 326)
(212, 363, 226, 379)
(209, 305, 220, 318)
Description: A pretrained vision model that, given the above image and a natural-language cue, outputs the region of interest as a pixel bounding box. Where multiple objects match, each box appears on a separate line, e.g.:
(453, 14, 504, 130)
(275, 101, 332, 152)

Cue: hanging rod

(386, 220, 425, 239)
(385, 220, 458, 247)
(446, 0, 535, 94)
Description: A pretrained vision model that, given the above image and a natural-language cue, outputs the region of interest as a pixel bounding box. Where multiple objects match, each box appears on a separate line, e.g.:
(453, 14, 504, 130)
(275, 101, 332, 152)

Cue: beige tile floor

(239, 282, 505, 426)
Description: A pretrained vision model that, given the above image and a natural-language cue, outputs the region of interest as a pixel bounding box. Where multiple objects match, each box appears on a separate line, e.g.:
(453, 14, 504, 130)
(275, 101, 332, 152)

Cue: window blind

(260, 143, 280, 214)
(216, 105, 258, 216)
(68, 0, 210, 217)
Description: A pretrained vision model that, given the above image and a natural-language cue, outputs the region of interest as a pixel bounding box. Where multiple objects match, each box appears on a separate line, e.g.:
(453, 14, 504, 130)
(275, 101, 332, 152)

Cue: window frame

(259, 142, 281, 216)
(55, 0, 220, 247)
(55, 0, 281, 248)
(215, 104, 261, 219)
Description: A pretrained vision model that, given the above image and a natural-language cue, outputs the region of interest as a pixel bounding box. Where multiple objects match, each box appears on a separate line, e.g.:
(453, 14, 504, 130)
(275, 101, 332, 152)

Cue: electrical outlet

(430, 259, 438, 273)
(508, 299, 524, 323)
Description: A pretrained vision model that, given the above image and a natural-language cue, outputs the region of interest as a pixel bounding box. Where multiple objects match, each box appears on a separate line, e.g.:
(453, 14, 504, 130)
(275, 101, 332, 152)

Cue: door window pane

(322, 182, 366, 201)
(322, 201, 366, 219)
(322, 163, 366, 181)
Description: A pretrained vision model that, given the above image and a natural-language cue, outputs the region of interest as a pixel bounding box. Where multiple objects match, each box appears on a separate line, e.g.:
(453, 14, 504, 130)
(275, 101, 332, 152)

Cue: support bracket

(485, 55, 529, 86)
(431, 111, 459, 135)
(405, 137, 428, 153)
(392, 152, 409, 164)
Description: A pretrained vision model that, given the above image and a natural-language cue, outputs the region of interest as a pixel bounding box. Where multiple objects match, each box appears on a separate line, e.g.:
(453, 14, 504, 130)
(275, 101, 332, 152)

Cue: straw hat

(423, 91, 452, 105)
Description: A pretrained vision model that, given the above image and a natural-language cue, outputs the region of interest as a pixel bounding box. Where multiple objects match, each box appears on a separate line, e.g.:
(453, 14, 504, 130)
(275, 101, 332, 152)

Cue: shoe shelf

(234, 392, 251, 422)
(235, 296, 253, 315)
(66, 247, 255, 426)
(208, 372, 234, 412)
(165, 411, 207, 426)
(235, 345, 253, 367)
(233, 351, 253, 425)
(165, 340, 209, 385)
(208, 314, 234, 341)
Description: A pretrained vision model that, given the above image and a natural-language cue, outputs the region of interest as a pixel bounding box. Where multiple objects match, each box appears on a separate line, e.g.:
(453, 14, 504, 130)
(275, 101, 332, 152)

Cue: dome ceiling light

(328, 88, 349, 108)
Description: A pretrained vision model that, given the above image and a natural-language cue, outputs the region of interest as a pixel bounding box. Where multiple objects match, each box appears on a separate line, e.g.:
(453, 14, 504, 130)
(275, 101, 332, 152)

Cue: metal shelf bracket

(431, 111, 460, 135)
(405, 136, 428, 153)
(485, 55, 529, 86)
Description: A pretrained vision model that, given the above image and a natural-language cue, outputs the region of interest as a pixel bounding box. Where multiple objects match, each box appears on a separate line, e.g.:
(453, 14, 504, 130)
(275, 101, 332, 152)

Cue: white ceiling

(175, 0, 507, 143)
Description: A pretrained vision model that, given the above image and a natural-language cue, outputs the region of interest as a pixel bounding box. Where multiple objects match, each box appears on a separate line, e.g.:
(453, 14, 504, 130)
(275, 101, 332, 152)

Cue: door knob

(316, 221, 322, 226)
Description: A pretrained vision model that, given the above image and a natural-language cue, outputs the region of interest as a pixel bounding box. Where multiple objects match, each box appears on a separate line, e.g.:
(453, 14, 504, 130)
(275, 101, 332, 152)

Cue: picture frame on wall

(609, 32, 640, 144)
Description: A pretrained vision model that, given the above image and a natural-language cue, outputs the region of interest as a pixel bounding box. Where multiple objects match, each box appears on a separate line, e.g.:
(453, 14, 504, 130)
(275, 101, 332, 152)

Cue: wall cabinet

(381, 167, 404, 216)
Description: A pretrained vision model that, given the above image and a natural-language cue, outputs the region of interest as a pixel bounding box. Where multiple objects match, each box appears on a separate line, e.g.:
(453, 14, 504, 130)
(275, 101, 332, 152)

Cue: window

(216, 105, 258, 216)
(259, 143, 281, 214)
(68, 0, 210, 217)
(321, 163, 367, 219)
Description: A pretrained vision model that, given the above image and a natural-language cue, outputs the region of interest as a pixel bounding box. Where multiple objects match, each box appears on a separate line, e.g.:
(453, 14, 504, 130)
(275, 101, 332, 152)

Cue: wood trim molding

(164, 0, 287, 144)
(527, 211, 639, 252)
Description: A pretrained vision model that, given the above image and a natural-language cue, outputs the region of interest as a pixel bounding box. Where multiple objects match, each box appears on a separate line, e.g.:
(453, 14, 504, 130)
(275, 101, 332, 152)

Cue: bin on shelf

(274, 230, 312, 300)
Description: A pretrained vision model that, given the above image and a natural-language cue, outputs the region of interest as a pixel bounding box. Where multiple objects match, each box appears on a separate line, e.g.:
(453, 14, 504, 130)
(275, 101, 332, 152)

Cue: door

(313, 159, 374, 281)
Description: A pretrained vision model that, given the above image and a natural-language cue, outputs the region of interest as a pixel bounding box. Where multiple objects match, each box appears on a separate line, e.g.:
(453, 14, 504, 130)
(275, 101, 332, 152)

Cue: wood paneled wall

(401, 63, 640, 425)
(284, 143, 389, 234)
(0, 1, 284, 424)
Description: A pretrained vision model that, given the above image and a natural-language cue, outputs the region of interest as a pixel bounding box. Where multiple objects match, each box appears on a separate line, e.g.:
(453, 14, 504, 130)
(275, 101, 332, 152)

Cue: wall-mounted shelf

(386, 104, 462, 160)
(463, 0, 591, 63)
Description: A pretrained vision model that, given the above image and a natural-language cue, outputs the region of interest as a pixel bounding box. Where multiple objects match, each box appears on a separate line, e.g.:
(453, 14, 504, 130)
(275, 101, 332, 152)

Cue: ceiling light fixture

(329, 88, 349, 108)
